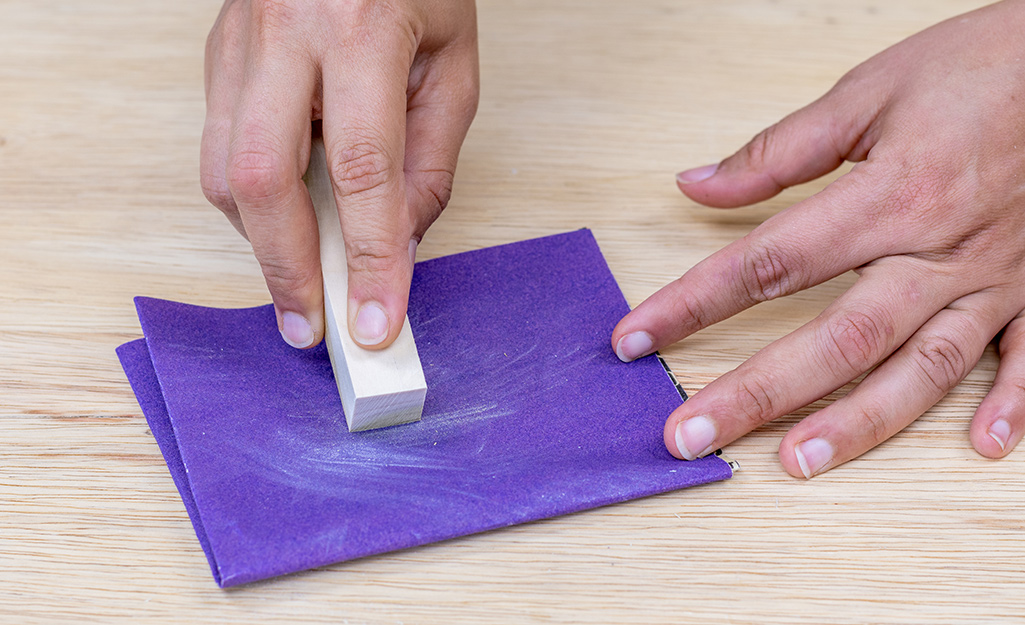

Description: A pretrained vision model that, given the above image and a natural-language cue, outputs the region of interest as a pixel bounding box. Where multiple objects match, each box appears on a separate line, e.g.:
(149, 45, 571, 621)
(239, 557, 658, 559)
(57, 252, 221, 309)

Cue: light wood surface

(2, 1, 1020, 623)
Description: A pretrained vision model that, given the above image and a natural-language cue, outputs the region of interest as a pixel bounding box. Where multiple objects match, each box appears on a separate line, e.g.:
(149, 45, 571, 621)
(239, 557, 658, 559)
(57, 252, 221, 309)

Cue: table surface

(3, 1, 1022, 623)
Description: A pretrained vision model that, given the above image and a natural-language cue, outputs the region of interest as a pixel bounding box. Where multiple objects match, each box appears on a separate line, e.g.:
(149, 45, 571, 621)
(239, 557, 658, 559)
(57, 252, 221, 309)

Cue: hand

(201, 0, 478, 350)
(612, 0, 1025, 477)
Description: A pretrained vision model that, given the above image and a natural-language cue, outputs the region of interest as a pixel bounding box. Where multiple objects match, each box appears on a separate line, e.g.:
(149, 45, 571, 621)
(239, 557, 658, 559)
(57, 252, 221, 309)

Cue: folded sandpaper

(117, 229, 733, 587)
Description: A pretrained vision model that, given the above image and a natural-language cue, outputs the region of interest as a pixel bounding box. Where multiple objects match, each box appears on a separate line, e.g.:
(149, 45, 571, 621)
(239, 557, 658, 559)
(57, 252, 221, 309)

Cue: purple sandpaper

(117, 338, 217, 574)
(117, 229, 732, 587)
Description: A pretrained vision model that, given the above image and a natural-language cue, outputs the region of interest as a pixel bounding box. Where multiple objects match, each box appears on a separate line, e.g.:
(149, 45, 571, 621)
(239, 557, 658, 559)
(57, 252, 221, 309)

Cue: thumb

(677, 82, 879, 209)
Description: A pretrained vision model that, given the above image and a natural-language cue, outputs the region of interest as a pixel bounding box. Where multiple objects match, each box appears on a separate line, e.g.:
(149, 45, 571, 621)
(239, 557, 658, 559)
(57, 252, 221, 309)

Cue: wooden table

(3, 1, 1021, 623)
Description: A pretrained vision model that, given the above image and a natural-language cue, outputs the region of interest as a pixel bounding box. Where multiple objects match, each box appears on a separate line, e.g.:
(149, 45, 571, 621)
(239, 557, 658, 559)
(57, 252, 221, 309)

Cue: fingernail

(408, 238, 418, 268)
(988, 418, 1011, 452)
(354, 302, 389, 346)
(794, 438, 834, 479)
(676, 163, 719, 184)
(675, 416, 717, 461)
(280, 311, 315, 349)
(615, 331, 654, 362)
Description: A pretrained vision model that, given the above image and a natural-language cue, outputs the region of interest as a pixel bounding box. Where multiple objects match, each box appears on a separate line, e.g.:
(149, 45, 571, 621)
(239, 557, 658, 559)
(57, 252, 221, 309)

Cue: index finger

(612, 167, 895, 362)
(225, 51, 322, 349)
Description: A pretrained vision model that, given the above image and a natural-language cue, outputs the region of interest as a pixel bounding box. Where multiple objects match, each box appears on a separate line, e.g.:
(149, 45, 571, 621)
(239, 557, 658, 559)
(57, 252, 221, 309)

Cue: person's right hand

(201, 0, 479, 350)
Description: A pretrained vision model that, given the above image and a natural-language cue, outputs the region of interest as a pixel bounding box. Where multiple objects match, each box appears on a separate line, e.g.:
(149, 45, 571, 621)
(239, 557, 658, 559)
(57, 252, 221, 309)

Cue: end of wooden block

(347, 388, 428, 432)
(322, 288, 427, 432)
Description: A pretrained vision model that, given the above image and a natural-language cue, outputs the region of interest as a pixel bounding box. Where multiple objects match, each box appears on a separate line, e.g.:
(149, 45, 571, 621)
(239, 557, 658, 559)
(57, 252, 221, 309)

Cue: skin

(613, 0, 1025, 477)
(201, 0, 479, 351)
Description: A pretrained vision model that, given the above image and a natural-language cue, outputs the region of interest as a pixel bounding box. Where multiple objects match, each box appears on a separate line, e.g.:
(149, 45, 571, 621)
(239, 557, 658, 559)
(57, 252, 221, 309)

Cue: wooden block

(305, 139, 427, 432)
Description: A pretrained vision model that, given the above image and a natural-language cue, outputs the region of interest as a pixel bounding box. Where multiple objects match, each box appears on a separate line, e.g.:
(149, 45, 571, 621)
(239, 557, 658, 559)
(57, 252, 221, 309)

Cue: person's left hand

(612, 0, 1025, 477)
(200, 0, 479, 351)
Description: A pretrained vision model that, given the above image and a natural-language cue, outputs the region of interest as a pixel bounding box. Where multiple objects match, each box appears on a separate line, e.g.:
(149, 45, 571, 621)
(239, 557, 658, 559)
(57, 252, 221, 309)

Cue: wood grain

(2, 1, 1020, 623)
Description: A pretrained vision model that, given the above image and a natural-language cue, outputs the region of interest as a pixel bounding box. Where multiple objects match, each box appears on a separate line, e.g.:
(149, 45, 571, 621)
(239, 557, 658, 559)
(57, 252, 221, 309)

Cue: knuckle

(207, 0, 245, 55)
(668, 287, 711, 331)
(338, 0, 391, 21)
(741, 124, 777, 173)
(225, 143, 292, 206)
(829, 63, 877, 107)
(346, 235, 407, 276)
(836, 61, 871, 88)
(733, 374, 783, 429)
(913, 334, 971, 393)
(414, 169, 455, 219)
(738, 242, 801, 303)
(251, 0, 301, 30)
(200, 173, 236, 213)
(1000, 378, 1025, 401)
(821, 308, 895, 374)
(876, 161, 948, 221)
(329, 138, 395, 199)
(258, 253, 320, 296)
(884, 177, 928, 218)
(873, 160, 993, 264)
(332, 1, 411, 50)
(856, 403, 891, 447)
(445, 65, 481, 119)
(461, 73, 481, 118)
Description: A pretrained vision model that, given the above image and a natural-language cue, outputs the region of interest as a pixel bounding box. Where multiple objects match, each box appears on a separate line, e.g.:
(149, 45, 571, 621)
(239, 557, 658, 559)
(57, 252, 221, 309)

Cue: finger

(200, 2, 248, 236)
(322, 29, 416, 350)
(403, 35, 479, 241)
(676, 72, 883, 208)
(971, 312, 1025, 458)
(613, 169, 892, 362)
(778, 290, 1008, 478)
(660, 259, 956, 461)
(225, 47, 321, 349)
